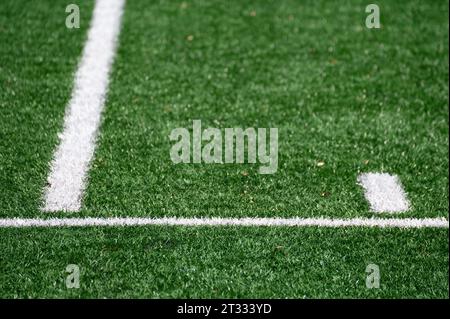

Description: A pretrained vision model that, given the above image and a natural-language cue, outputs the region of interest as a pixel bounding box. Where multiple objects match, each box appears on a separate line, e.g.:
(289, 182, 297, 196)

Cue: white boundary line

(0, 217, 447, 228)
(43, 0, 125, 212)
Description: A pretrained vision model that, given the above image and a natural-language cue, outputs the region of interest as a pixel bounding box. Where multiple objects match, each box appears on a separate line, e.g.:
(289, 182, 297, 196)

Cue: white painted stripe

(357, 173, 410, 213)
(0, 217, 447, 228)
(43, 0, 125, 212)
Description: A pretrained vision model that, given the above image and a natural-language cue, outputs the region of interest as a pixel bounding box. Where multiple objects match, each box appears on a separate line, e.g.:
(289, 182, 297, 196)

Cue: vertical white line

(357, 173, 410, 213)
(43, 0, 125, 212)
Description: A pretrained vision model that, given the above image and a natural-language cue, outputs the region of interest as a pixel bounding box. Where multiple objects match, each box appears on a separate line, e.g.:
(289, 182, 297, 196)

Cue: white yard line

(357, 173, 410, 213)
(0, 217, 447, 228)
(43, 0, 125, 212)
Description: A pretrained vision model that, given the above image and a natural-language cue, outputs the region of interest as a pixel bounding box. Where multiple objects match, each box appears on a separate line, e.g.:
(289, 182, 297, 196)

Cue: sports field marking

(43, 0, 125, 212)
(357, 173, 410, 213)
(0, 217, 447, 228)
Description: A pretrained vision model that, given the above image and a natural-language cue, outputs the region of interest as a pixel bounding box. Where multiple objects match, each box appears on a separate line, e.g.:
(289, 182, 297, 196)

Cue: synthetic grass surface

(0, 0, 448, 299)
(80, 0, 448, 218)
(0, 0, 94, 218)
(0, 1, 447, 219)
(0, 227, 448, 298)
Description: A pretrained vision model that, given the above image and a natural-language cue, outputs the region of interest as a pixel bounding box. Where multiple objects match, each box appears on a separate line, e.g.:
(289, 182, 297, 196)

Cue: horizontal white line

(43, 0, 125, 212)
(0, 217, 447, 228)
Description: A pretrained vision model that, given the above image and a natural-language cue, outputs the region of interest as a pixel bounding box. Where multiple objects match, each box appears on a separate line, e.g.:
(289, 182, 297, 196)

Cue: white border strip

(0, 217, 447, 228)
(43, 0, 125, 212)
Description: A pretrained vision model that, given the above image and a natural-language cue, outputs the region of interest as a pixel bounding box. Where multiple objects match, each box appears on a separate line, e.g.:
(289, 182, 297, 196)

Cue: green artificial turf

(0, 0, 448, 298)
(0, 226, 447, 298)
(0, 0, 447, 219)
(80, 0, 448, 218)
(0, 0, 94, 218)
